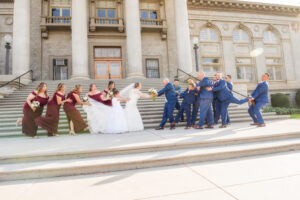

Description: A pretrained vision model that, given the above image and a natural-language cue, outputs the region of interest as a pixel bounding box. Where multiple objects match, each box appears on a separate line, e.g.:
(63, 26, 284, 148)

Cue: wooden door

(94, 60, 122, 79)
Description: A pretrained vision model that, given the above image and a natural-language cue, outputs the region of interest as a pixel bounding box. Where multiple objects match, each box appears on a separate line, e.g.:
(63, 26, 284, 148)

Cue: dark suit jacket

(158, 83, 177, 102)
(251, 81, 269, 103)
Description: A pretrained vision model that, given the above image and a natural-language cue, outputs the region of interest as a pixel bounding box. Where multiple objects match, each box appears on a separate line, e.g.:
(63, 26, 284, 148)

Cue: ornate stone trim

(187, 0, 300, 16)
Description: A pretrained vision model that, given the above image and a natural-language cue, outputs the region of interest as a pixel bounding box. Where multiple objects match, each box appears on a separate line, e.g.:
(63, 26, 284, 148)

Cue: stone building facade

(1, 0, 300, 100)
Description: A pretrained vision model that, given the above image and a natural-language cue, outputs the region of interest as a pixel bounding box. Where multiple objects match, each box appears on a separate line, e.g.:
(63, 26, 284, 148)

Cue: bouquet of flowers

(148, 88, 158, 101)
(108, 90, 114, 98)
(82, 96, 89, 103)
(31, 101, 40, 111)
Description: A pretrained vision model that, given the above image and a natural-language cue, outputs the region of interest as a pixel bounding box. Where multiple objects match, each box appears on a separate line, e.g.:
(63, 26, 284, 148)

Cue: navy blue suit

(197, 77, 214, 127)
(213, 81, 221, 124)
(158, 83, 178, 127)
(226, 82, 233, 124)
(248, 81, 269, 124)
(213, 79, 248, 126)
(174, 84, 184, 121)
(175, 88, 197, 127)
(191, 82, 201, 125)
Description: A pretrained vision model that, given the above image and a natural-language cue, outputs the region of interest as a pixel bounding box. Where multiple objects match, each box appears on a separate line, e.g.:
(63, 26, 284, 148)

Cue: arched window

(233, 29, 254, 81)
(263, 31, 278, 44)
(200, 28, 218, 42)
(199, 27, 222, 76)
(233, 29, 249, 43)
(263, 30, 283, 80)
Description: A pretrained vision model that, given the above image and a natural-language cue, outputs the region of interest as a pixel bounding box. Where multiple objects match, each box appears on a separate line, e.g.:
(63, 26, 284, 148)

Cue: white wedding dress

(124, 88, 149, 132)
(83, 98, 112, 134)
(105, 98, 128, 134)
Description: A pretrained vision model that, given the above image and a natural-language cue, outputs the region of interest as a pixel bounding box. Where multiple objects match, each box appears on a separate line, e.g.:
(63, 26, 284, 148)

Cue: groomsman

(225, 75, 233, 125)
(173, 79, 184, 122)
(191, 80, 201, 126)
(207, 73, 248, 128)
(248, 73, 270, 127)
(213, 74, 221, 124)
(155, 78, 178, 130)
(195, 72, 214, 129)
(174, 82, 197, 129)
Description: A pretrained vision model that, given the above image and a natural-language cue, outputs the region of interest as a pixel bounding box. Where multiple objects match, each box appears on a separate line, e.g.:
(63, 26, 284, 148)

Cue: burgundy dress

(99, 89, 112, 106)
(22, 91, 49, 137)
(35, 92, 65, 136)
(88, 92, 102, 102)
(63, 91, 88, 133)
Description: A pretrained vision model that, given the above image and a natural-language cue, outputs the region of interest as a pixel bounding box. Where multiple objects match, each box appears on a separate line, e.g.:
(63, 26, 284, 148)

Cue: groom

(155, 78, 178, 130)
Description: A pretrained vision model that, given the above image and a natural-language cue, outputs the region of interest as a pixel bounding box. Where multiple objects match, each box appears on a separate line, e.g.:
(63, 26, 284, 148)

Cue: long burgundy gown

(63, 91, 88, 133)
(99, 89, 112, 106)
(22, 91, 49, 137)
(35, 92, 65, 136)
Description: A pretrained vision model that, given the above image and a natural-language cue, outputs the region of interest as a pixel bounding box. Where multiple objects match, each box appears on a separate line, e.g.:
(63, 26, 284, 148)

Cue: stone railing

(89, 17, 124, 32)
(140, 19, 164, 27)
(42, 16, 72, 25)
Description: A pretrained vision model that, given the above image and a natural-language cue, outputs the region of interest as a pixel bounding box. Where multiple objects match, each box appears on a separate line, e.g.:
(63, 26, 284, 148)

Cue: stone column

(174, 0, 193, 73)
(12, 0, 31, 77)
(222, 36, 236, 80)
(71, 0, 89, 79)
(253, 37, 266, 82)
(125, 0, 144, 78)
(282, 39, 296, 81)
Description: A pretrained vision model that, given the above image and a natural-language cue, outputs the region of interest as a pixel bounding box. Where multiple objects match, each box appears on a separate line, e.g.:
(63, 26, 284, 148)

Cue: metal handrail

(0, 70, 33, 89)
(175, 68, 248, 98)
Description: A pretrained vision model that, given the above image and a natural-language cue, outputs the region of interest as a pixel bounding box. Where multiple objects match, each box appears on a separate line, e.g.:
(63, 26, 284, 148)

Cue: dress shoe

(184, 126, 191, 129)
(180, 120, 186, 122)
(250, 123, 259, 126)
(219, 125, 227, 128)
(205, 125, 214, 129)
(257, 124, 266, 127)
(170, 123, 176, 130)
(195, 126, 204, 129)
(155, 127, 164, 130)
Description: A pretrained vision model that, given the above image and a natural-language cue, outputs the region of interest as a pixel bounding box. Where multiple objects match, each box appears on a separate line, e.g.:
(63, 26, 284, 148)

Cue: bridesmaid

(87, 83, 102, 102)
(99, 81, 115, 106)
(35, 83, 71, 137)
(63, 85, 91, 135)
(17, 82, 49, 138)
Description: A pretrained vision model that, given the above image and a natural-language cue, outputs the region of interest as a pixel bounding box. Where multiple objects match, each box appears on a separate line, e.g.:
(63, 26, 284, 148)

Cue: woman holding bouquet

(64, 85, 91, 135)
(17, 82, 49, 138)
(35, 83, 71, 137)
(99, 81, 115, 106)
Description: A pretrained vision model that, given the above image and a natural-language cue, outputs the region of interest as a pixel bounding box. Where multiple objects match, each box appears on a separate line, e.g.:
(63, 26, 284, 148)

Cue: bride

(120, 82, 152, 132)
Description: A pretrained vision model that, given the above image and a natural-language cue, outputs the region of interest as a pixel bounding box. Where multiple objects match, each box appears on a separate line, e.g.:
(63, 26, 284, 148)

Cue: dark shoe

(257, 124, 266, 127)
(184, 126, 191, 129)
(155, 127, 164, 130)
(219, 125, 227, 128)
(195, 126, 204, 129)
(170, 123, 176, 130)
(180, 120, 186, 122)
(205, 126, 214, 129)
(250, 123, 259, 126)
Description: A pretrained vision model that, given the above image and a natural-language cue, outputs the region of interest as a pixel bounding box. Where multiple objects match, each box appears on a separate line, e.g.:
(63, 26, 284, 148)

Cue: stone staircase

(0, 79, 289, 137)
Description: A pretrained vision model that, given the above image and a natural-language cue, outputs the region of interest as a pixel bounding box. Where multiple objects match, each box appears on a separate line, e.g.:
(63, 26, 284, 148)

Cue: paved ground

(0, 119, 299, 158)
(1, 151, 300, 200)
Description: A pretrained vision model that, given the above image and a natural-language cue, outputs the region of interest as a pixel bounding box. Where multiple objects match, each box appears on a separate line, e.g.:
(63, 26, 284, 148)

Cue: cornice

(0, 0, 13, 2)
(187, 0, 300, 17)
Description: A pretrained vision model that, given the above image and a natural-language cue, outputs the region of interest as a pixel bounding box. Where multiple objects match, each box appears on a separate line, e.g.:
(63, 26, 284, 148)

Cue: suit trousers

(160, 101, 177, 127)
(198, 98, 213, 127)
(248, 101, 267, 125)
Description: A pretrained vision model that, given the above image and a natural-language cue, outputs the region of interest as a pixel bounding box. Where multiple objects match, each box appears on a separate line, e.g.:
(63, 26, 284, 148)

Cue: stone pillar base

(126, 73, 145, 79)
(70, 74, 90, 80)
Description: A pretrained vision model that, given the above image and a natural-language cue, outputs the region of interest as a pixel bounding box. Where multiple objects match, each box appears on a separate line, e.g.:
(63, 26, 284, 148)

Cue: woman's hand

(66, 98, 72, 103)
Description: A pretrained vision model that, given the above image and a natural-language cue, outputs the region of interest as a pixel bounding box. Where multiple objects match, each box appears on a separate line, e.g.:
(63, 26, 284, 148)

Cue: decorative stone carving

(291, 22, 299, 33)
(5, 17, 13, 25)
(281, 26, 288, 33)
(222, 23, 229, 31)
(254, 25, 260, 32)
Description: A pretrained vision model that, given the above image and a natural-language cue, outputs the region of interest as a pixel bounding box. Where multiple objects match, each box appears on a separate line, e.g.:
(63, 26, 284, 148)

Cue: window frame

(145, 58, 160, 78)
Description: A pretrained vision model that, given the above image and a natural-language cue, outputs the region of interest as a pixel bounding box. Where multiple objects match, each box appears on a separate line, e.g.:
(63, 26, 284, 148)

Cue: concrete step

(1, 137, 299, 181)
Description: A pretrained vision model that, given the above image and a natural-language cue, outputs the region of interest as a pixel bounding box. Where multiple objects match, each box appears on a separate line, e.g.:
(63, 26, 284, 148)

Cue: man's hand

(206, 87, 212, 91)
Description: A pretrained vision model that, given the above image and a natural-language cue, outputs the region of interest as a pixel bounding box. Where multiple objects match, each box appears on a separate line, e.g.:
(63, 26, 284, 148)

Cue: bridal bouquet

(82, 96, 89, 103)
(108, 90, 114, 98)
(148, 88, 158, 101)
(31, 101, 40, 111)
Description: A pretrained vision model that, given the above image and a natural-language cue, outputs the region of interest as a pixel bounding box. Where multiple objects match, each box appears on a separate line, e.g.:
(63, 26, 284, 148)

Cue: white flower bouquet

(31, 101, 40, 111)
(148, 88, 158, 101)
(82, 96, 89, 103)
(108, 90, 114, 98)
